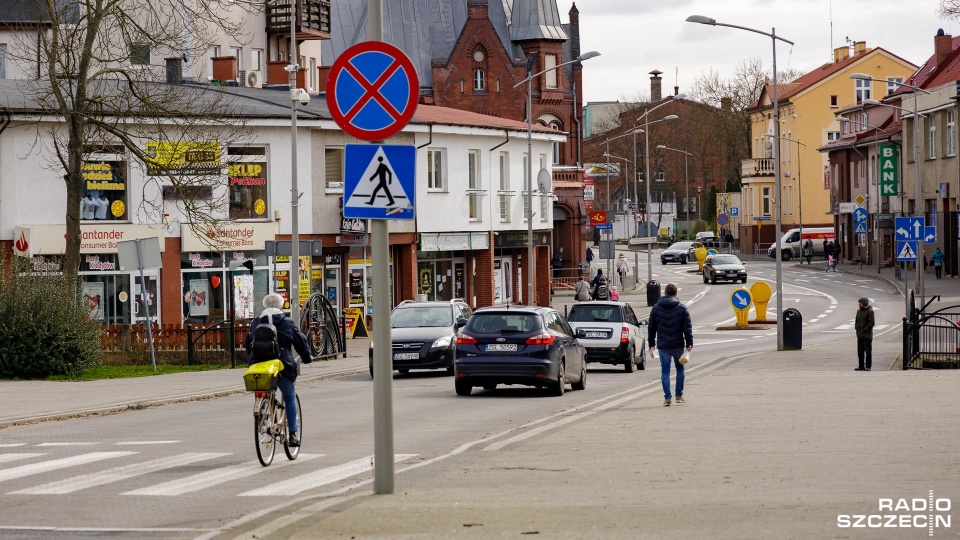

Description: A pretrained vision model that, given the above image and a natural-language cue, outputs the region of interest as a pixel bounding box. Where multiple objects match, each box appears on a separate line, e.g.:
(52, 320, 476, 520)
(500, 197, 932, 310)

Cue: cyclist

(245, 293, 311, 446)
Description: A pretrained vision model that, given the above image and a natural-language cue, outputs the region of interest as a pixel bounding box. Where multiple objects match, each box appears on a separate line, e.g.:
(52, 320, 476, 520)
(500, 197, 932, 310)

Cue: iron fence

(903, 296, 960, 369)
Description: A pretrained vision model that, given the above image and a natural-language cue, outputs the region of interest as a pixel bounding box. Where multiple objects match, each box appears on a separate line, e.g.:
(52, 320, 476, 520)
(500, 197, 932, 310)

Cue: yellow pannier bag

(244, 360, 284, 391)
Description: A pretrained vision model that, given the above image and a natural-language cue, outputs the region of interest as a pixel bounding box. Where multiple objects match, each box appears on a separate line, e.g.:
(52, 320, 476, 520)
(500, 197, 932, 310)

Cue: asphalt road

(0, 257, 905, 539)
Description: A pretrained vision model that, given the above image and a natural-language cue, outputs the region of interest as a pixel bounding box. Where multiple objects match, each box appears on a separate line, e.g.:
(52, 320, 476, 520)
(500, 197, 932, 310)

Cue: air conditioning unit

(244, 70, 262, 88)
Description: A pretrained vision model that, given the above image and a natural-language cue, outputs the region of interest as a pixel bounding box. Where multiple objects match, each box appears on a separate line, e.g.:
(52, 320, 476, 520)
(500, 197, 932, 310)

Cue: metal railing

(903, 295, 960, 369)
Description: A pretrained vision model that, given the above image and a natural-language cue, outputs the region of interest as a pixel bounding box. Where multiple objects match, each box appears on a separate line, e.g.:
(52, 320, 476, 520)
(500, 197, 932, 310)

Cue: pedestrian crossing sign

(854, 222, 866, 234)
(896, 241, 917, 261)
(343, 144, 416, 220)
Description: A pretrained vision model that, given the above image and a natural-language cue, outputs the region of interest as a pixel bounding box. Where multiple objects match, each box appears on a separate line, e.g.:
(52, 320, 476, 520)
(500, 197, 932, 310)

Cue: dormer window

(472, 49, 487, 92)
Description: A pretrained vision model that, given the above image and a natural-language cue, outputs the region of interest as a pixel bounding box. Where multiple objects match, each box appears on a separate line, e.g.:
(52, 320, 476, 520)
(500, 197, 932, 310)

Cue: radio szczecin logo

(838, 491, 952, 535)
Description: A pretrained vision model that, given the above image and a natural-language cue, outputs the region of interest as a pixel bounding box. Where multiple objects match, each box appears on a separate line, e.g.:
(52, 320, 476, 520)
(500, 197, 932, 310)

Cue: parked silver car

(567, 301, 646, 372)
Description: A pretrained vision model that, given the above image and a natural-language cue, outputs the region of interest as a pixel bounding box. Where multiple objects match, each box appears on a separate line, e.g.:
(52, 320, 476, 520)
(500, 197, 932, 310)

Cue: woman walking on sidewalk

(932, 248, 944, 279)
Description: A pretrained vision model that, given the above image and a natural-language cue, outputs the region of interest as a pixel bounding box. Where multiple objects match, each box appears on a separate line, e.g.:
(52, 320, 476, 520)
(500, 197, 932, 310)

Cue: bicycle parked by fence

(244, 359, 301, 466)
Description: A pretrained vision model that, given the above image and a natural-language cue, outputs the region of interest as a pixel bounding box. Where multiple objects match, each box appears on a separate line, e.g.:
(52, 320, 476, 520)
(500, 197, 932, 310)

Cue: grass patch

(48, 363, 232, 381)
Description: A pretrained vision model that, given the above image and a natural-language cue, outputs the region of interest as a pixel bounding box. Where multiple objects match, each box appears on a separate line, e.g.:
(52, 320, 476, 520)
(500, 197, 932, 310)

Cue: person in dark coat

(647, 283, 693, 406)
(245, 293, 312, 446)
(854, 297, 875, 371)
(586, 246, 594, 268)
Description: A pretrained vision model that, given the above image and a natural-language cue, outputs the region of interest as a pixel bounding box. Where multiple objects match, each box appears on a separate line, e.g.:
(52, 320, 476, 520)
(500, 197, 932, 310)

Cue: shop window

(325, 147, 344, 190)
(227, 161, 267, 219)
(81, 153, 128, 221)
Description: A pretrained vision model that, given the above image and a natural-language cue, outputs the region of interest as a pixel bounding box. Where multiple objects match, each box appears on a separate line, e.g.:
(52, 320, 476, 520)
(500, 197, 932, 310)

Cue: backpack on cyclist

(594, 277, 609, 300)
(251, 314, 282, 362)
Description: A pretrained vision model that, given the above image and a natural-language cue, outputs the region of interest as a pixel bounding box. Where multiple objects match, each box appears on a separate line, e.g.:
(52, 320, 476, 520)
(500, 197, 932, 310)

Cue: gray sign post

(117, 237, 162, 372)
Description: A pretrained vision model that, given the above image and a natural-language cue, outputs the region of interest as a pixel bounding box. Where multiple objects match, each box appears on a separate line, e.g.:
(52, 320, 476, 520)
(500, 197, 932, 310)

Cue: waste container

(646, 280, 661, 307)
(783, 308, 802, 350)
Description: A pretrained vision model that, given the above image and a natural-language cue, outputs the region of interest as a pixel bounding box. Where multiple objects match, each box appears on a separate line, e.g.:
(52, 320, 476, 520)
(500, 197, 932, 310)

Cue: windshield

(391, 306, 453, 328)
(467, 313, 539, 334)
(668, 242, 692, 250)
(568, 305, 623, 323)
(711, 255, 741, 265)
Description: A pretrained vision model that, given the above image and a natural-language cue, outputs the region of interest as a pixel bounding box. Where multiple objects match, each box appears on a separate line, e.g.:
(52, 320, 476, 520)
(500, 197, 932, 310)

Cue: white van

(767, 227, 836, 260)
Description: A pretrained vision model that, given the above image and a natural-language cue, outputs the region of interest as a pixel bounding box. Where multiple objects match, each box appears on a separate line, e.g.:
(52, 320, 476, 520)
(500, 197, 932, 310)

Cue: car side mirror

(639, 320, 648, 326)
(576, 328, 586, 338)
(456, 317, 468, 329)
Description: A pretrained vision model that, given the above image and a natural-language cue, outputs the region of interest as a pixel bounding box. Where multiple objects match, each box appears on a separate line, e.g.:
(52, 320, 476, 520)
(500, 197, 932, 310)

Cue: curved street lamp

(657, 144, 692, 228)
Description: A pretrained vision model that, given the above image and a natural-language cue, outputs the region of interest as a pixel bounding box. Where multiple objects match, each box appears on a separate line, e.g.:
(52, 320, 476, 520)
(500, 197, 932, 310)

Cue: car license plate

(584, 331, 607, 338)
(485, 344, 518, 352)
(393, 352, 419, 360)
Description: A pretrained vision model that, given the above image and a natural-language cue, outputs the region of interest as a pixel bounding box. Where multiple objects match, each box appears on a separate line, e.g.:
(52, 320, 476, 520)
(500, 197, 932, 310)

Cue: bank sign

(879, 143, 899, 197)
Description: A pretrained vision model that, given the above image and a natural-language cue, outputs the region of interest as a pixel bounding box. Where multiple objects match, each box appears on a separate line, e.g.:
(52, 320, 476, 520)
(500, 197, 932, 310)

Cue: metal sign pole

(135, 239, 157, 372)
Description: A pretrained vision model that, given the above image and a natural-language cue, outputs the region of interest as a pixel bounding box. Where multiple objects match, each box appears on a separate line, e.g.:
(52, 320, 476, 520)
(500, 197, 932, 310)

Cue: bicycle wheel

(254, 396, 276, 467)
(283, 395, 302, 460)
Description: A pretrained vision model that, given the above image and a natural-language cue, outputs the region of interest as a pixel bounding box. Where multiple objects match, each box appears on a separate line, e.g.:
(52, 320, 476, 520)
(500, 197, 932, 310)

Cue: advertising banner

(879, 143, 899, 197)
(188, 279, 210, 317)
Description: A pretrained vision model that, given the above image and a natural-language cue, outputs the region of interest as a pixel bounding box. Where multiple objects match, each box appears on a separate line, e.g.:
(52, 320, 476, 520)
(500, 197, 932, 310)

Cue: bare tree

(940, 0, 960, 18)
(5, 0, 258, 276)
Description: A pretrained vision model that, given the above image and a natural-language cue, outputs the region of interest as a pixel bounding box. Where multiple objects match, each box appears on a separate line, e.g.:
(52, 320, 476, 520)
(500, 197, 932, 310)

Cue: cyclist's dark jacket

(244, 308, 311, 381)
(647, 295, 693, 350)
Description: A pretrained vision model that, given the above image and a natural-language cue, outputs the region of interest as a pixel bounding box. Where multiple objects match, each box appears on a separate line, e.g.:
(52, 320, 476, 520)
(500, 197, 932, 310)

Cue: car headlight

(432, 336, 453, 348)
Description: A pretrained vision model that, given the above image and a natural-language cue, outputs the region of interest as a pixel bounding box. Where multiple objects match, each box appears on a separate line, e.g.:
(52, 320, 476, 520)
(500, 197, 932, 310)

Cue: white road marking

(36, 443, 98, 447)
(115, 441, 180, 446)
(123, 454, 323, 496)
(0, 454, 46, 464)
(10, 453, 229, 495)
(0, 452, 136, 483)
(0, 444, 26, 448)
(239, 454, 417, 497)
(685, 289, 708, 307)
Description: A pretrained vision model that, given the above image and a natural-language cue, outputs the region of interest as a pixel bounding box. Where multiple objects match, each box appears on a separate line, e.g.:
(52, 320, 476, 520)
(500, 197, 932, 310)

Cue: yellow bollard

(750, 281, 773, 322)
(730, 288, 753, 328)
(695, 247, 708, 272)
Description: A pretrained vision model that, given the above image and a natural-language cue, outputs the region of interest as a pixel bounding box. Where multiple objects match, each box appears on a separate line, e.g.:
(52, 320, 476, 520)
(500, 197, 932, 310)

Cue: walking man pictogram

(366, 157, 395, 206)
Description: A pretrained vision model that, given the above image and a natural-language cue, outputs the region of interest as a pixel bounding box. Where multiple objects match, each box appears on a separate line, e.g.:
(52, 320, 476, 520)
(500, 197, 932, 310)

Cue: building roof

(915, 35, 960, 90)
(509, 0, 568, 41)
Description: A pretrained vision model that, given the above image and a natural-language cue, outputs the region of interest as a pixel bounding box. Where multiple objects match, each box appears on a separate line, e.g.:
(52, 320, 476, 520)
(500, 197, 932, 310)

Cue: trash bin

(646, 280, 661, 307)
(783, 308, 802, 350)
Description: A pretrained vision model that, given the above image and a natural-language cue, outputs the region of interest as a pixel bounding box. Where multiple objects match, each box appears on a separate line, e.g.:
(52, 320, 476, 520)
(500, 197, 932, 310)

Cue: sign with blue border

(853, 207, 868, 223)
(730, 288, 753, 311)
(895, 217, 924, 242)
(594, 224, 613, 230)
(729, 207, 739, 217)
(896, 241, 917, 261)
(924, 226, 936, 244)
(343, 144, 416, 220)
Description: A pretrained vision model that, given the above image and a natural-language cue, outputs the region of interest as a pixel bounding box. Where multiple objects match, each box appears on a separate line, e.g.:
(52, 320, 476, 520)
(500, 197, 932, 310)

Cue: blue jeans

(277, 376, 298, 434)
(658, 349, 685, 400)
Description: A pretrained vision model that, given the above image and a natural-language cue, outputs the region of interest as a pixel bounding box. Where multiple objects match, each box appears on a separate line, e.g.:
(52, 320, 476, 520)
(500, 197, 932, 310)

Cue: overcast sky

(577, 0, 954, 104)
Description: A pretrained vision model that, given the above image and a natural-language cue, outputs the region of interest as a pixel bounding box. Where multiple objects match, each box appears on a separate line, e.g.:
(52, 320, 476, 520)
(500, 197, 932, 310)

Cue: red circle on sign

(326, 41, 419, 141)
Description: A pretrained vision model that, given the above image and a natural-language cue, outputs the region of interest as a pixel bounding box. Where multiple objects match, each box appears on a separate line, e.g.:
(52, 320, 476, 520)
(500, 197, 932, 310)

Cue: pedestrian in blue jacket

(648, 282, 693, 406)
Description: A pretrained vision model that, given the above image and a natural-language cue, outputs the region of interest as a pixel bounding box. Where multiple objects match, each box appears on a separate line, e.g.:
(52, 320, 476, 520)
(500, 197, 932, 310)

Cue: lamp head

(862, 98, 881, 106)
(686, 15, 716, 25)
(837, 117, 850, 123)
(656, 144, 668, 149)
(849, 73, 872, 81)
(673, 93, 688, 100)
(577, 51, 601, 61)
(663, 114, 679, 121)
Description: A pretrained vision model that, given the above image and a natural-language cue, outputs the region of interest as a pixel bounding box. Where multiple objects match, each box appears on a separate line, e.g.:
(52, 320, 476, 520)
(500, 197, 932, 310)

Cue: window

(540, 192, 549, 222)
(852, 161, 859, 188)
(227, 147, 268, 220)
(208, 46, 220, 79)
(948, 111, 956, 156)
(762, 186, 771, 216)
(523, 153, 530, 221)
(887, 77, 903, 95)
(81, 147, 128, 222)
(0, 44, 6, 79)
(229, 47, 242, 76)
(130, 43, 150, 66)
(854, 79, 871, 103)
(499, 152, 510, 222)
(544, 55, 558, 88)
(309, 58, 316, 91)
(830, 95, 838, 108)
(474, 68, 485, 91)
(827, 131, 841, 142)
(929, 118, 937, 159)
(427, 149, 445, 190)
(325, 148, 344, 190)
(251, 49, 263, 71)
(468, 150, 480, 220)
(549, 122, 561, 164)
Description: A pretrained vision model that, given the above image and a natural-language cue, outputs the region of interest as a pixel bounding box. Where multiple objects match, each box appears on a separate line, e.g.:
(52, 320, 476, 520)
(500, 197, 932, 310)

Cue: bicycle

(245, 360, 301, 467)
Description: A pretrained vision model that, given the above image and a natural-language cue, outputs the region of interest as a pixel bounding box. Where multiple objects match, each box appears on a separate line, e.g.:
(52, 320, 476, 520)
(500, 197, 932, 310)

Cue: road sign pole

(368, 0, 394, 496)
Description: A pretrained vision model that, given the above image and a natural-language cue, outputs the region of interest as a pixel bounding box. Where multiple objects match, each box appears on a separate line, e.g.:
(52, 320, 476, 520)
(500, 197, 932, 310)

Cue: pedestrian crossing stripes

(0, 452, 418, 497)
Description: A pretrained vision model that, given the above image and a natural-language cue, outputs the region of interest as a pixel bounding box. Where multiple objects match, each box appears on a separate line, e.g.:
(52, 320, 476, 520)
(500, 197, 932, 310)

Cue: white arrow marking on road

(0, 453, 46, 464)
(896, 227, 908, 238)
(11, 453, 230, 494)
(124, 454, 323, 496)
(0, 452, 136, 483)
(239, 454, 418, 497)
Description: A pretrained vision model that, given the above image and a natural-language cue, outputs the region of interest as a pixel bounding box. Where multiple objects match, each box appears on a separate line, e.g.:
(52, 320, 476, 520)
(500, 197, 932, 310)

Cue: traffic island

(749, 319, 777, 324)
(715, 324, 768, 331)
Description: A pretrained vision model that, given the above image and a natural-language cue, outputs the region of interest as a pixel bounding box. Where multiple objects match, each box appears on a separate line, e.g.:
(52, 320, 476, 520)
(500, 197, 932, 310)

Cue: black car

(369, 299, 471, 377)
(454, 306, 586, 396)
(702, 254, 748, 284)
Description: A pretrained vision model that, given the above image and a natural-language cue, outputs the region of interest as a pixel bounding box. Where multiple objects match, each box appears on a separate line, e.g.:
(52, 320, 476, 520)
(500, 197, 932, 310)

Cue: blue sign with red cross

(326, 41, 419, 141)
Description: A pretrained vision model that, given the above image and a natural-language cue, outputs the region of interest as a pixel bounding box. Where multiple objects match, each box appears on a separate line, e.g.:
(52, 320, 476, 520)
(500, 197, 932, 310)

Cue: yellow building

(740, 43, 917, 252)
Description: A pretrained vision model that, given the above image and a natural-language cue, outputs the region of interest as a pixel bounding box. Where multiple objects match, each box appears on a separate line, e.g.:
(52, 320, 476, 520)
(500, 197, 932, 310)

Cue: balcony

(266, 0, 331, 41)
(741, 158, 775, 178)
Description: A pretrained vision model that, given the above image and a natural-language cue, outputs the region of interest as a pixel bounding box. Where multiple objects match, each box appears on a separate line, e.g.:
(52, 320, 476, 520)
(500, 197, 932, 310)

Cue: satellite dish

(537, 168, 552, 194)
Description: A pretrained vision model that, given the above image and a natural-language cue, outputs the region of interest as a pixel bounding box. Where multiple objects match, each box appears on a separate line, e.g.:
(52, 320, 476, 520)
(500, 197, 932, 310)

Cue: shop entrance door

(133, 272, 160, 323)
(453, 261, 465, 301)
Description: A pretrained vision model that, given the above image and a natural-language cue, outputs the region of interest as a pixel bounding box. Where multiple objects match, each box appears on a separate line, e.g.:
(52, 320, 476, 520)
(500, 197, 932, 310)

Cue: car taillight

(620, 326, 629, 344)
(457, 334, 477, 345)
(526, 333, 555, 345)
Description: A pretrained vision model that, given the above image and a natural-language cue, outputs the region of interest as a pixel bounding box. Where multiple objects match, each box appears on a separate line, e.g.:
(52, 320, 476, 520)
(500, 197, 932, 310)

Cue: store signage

(878, 144, 899, 197)
(146, 141, 221, 176)
(419, 232, 490, 252)
(227, 163, 266, 185)
(12, 224, 166, 256)
(181, 221, 278, 252)
(84, 254, 116, 271)
(82, 161, 125, 191)
(342, 233, 368, 245)
(493, 231, 551, 248)
(340, 217, 368, 233)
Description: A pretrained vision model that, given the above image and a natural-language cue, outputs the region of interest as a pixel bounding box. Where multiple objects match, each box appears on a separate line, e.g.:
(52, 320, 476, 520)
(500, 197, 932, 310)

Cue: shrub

(0, 257, 102, 378)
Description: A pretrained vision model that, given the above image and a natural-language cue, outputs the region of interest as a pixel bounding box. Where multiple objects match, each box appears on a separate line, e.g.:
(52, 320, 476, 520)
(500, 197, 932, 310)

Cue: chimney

(833, 46, 849, 63)
(650, 69, 663, 102)
(853, 41, 867, 55)
(467, 0, 488, 19)
(165, 57, 183, 85)
(569, 3, 580, 63)
(935, 28, 953, 67)
(720, 97, 732, 112)
(674, 85, 680, 96)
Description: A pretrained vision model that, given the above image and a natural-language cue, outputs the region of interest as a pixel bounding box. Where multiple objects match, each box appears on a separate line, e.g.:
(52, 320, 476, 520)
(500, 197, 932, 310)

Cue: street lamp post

(764, 134, 806, 260)
(853, 80, 932, 310)
(687, 14, 793, 351)
(515, 50, 600, 305)
(601, 129, 642, 277)
(656, 145, 691, 230)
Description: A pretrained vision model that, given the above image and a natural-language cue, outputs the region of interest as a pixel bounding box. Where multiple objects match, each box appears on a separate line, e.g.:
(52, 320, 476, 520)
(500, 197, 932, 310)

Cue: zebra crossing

(0, 449, 417, 497)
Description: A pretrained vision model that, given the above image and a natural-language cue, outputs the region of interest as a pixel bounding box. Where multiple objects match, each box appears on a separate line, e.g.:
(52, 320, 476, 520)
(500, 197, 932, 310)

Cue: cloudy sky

(576, 0, 954, 104)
